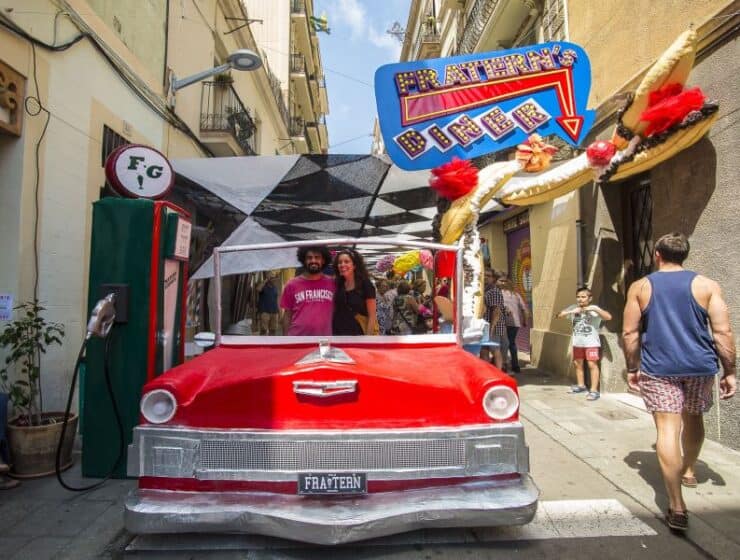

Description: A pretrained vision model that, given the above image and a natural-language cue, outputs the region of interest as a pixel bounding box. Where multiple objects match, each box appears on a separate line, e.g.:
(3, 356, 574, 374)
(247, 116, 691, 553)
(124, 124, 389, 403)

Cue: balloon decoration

(392, 251, 420, 275)
(419, 250, 434, 270)
(375, 254, 395, 273)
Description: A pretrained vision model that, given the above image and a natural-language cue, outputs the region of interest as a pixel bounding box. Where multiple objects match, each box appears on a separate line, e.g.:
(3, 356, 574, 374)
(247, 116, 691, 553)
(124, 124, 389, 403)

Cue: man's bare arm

(622, 279, 645, 370)
(706, 280, 736, 376)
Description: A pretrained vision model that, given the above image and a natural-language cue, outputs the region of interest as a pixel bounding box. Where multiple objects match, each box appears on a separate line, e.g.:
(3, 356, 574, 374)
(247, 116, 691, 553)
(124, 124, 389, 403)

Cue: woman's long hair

(332, 248, 371, 292)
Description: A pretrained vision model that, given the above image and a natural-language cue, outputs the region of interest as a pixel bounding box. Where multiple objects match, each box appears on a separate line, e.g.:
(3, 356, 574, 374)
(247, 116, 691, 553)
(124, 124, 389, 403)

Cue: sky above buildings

(315, 0, 411, 154)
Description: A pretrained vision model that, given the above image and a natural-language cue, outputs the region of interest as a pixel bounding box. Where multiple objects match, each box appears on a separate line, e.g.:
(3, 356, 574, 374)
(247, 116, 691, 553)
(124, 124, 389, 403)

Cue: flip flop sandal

(666, 509, 689, 531)
(586, 391, 600, 401)
(569, 385, 587, 393)
(681, 476, 698, 488)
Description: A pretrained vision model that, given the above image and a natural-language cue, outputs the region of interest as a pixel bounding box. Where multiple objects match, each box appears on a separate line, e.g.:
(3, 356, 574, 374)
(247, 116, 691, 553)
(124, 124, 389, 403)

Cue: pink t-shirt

(279, 275, 336, 336)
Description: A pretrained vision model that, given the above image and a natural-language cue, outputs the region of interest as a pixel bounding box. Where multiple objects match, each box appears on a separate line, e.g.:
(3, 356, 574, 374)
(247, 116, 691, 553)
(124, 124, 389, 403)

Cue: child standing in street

(557, 287, 612, 401)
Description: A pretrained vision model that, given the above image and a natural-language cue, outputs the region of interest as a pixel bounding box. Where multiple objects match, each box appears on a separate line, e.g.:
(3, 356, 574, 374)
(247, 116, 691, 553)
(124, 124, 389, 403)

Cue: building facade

(0, 0, 328, 413)
(398, 0, 739, 448)
(245, 0, 330, 154)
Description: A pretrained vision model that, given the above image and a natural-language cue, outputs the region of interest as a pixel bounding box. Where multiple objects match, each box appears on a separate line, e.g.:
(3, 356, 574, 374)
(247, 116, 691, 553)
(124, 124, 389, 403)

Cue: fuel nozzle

(87, 293, 117, 339)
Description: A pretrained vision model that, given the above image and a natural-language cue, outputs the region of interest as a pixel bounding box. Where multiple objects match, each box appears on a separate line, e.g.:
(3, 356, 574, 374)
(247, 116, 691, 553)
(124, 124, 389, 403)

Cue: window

(623, 176, 654, 281)
(100, 125, 129, 165)
(100, 125, 130, 197)
(542, 0, 568, 42)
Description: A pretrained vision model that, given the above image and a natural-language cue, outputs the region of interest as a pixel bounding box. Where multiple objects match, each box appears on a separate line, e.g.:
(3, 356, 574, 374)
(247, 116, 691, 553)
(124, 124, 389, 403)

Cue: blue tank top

(640, 270, 718, 376)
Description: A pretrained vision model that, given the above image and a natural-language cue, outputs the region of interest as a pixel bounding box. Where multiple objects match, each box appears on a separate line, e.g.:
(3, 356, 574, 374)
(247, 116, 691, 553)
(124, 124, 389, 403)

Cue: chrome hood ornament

(295, 339, 355, 365)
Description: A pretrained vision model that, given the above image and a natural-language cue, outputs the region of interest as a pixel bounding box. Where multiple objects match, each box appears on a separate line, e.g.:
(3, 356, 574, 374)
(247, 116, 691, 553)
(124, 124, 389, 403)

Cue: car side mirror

(194, 331, 216, 348)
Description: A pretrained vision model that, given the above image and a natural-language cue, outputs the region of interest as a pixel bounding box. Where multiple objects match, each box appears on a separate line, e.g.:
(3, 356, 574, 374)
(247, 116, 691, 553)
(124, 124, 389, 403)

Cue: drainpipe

(576, 219, 585, 287)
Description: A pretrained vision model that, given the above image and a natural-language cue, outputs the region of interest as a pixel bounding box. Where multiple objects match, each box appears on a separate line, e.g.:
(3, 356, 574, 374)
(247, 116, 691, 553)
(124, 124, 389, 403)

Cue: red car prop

(125, 239, 538, 544)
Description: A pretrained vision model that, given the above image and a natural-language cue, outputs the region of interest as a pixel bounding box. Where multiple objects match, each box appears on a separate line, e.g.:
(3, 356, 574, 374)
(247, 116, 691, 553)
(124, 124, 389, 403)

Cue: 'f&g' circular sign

(105, 144, 174, 199)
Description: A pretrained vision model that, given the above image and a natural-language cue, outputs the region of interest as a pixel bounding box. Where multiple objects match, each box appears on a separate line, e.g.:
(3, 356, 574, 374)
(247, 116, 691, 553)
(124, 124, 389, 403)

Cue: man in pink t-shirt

(280, 246, 335, 336)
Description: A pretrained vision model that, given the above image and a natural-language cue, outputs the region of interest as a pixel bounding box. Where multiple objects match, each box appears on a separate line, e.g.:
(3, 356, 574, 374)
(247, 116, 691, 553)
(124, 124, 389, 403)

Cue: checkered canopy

(172, 155, 440, 279)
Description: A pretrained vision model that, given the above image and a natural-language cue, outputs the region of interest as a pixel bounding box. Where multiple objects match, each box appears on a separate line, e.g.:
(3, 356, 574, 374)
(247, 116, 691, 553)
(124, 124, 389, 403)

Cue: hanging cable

(25, 44, 51, 304)
(55, 332, 124, 492)
(0, 14, 214, 157)
(328, 132, 374, 150)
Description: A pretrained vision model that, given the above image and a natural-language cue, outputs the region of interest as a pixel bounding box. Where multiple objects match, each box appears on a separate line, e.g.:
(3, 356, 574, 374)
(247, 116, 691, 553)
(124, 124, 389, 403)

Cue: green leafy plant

(0, 301, 64, 426)
(213, 72, 234, 84)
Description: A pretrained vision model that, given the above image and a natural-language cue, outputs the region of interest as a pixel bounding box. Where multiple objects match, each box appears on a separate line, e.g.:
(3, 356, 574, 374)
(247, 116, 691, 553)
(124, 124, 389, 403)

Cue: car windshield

(200, 238, 461, 344)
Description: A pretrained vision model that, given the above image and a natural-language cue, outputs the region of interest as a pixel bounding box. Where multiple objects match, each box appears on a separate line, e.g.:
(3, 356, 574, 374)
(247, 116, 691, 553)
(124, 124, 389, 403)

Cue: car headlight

(140, 389, 177, 424)
(482, 386, 519, 420)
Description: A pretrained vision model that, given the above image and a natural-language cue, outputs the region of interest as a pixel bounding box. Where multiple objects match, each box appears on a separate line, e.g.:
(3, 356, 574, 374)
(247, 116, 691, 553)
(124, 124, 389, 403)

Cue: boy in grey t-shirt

(557, 287, 612, 401)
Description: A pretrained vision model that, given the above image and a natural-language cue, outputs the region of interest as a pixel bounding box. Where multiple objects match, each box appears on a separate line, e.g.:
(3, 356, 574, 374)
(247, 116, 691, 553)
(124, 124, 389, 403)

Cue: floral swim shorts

(638, 372, 716, 414)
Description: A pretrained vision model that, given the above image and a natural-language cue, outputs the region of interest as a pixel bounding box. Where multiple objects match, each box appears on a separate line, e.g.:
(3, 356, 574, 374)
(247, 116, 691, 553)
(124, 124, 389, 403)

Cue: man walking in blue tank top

(622, 232, 736, 532)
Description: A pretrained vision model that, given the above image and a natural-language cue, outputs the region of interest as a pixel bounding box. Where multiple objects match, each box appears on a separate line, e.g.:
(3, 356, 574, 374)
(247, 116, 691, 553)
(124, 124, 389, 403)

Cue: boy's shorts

(638, 372, 715, 414)
(573, 346, 600, 361)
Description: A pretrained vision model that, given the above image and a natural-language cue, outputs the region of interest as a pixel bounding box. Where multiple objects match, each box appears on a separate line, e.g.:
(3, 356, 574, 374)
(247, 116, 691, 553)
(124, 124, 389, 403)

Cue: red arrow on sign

(401, 68, 584, 141)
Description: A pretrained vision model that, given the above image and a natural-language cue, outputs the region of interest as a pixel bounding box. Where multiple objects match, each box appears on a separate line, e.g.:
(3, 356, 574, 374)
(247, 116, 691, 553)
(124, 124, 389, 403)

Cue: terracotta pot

(7, 412, 78, 478)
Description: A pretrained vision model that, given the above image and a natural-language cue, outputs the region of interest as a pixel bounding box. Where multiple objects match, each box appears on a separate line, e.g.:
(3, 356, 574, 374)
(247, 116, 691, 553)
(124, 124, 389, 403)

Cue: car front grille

(129, 425, 528, 481)
(199, 438, 466, 471)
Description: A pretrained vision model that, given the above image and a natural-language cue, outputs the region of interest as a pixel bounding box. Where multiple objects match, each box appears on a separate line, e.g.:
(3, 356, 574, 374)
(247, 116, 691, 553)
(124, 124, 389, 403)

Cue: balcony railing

(200, 81, 257, 155)
(290, 53, 306, 74)
(289, 116, 305, 137)
(457, 0, 500, 54)
(260, 49, 290, 132)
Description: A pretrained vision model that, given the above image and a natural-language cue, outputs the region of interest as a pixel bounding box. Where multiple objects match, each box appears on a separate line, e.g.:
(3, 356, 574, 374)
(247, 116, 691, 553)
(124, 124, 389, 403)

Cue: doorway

(505, 212, 532, 353)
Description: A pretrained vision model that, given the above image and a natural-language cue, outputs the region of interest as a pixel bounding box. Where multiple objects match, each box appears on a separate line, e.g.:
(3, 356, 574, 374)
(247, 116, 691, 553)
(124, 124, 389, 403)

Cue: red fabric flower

(639, 84, 706, 136)
(429, 157, 479, 201)
(586, 140, 617, 167)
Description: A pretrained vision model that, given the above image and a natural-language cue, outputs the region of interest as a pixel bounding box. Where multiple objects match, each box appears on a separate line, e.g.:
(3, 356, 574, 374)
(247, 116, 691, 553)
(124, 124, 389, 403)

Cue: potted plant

(0, 301, 74, 477)
(213, 72, 234, 86)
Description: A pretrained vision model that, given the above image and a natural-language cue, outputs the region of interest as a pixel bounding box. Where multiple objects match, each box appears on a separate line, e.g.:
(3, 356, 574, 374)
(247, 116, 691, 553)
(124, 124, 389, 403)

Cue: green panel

(82, 198, 154, 478)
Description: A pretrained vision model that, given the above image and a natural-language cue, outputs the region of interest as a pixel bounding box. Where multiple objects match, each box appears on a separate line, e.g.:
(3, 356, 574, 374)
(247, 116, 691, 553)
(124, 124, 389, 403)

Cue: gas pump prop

(81, 145, 191, 479)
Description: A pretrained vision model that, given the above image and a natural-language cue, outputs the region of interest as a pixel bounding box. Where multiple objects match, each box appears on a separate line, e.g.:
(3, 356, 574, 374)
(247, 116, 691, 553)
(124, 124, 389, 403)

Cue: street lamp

(169, 49, 262, 94)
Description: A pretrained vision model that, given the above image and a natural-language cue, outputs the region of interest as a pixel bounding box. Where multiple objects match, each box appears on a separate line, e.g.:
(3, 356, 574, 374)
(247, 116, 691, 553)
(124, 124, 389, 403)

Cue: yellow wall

(567, 0, 728, 107)
(528, 193, 580, 374)
(86, 0, 167, 83)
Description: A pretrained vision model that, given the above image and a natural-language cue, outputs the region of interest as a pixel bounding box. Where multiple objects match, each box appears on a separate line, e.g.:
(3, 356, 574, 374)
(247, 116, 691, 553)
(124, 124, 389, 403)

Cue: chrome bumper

(125, 475, 539, 544)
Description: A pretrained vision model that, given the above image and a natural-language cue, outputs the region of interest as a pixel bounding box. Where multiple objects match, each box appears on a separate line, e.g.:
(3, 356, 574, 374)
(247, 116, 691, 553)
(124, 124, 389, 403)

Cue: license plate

(298, 472, 367, 495)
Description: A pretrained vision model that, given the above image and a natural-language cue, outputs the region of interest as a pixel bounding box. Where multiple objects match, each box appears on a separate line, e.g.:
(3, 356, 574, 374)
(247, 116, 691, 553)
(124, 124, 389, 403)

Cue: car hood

(143, 343, 516, 429)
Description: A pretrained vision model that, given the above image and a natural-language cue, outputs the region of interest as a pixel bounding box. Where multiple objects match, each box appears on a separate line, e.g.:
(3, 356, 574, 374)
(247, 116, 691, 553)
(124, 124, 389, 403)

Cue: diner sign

(375, 42, 595, 170)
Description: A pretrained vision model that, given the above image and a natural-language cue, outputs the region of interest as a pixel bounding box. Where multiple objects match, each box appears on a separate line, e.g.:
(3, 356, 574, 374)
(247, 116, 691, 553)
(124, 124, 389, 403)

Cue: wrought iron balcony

(458, 0, 500, 54)
(291, 0, 305, 15)
(290, 53, 306, 74)
(416, 29, 441, 59)
(200, 81, 257, 156)
(263, 56, 290, 132)
(289, 116, 305, 137)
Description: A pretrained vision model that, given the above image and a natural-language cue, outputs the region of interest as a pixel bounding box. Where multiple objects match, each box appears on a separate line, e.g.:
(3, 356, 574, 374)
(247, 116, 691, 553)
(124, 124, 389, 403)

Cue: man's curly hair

(296, 246, 332, 267)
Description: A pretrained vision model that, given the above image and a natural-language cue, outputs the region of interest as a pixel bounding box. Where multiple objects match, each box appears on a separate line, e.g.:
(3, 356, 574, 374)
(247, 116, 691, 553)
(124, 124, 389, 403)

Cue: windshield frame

(212, 237, 463, 347)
